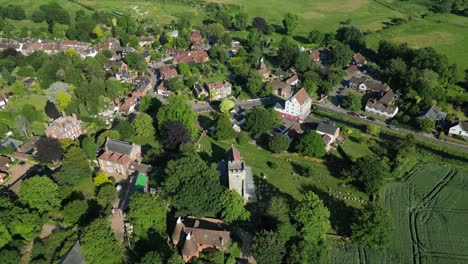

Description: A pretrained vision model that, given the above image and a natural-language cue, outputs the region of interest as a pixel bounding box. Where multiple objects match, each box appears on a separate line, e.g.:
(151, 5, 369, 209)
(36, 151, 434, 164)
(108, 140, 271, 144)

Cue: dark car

(366, 116, 376, 121)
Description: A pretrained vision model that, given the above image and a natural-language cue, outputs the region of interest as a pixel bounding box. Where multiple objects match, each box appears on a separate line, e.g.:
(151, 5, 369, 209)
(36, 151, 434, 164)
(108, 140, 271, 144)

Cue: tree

(133, 113, 155, 137)
(351, 205, 394, 250)
(31, 10, 46, 23)
(366, 124, 380, 136)
(127, 193, 167, 240)
(81, 218, 122, 264)
(308, 30, 325, 44)
(44, 100, 60, 119)
(252, 17, 270, 33)
(93, 171, 112, 187)
(268, 134, 290, 153)
(252, 230, 285, 264)
(56, 91, 72, 110)
(140, 251, 163, 264)
(246, 107, 280, 136)
(220, 100, 235, 113)
(294, 191, 330, 243)
(335, 26, 366, 51)
(115, 119, 135, 140)
(419, 117, 435, 132)
(124, 52, 147, 72)
(282, 13, 299, 35)
(220, 190, 250, 224)
(296, 131, 326, 158)
(329, 42, 354, 67)
(157, 94, 197, 137)
(62, 199, 88, 225)
(96, 184, 117, 212)
(0, 248, 20, 264)
(45, 81, 70, 105)
(207, 23, 225, 43)
(164, 156, 224, 216)
(214, 113, 236, 141)
(162, 121, 191, 150)
(246, 71, 264, 96)
(232, 12, 248, 30)
(344, 156, 390, 194)
(55, 146, 91, 193)
(342, 93, 361, 111)
(278, 37, 299, 69)
(19, 176, 61, 213)
(0, 224, 12, 249)
(287, 240, 329, 264)
(266, 196, 290, 223)
(7, 207, 42, 240)
(295, 52, 313, 73)
(177, 63, 190, 76)
(81, 135, 98, 160)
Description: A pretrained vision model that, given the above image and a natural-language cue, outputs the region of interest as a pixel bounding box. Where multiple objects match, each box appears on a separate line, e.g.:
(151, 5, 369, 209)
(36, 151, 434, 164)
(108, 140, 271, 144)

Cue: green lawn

(340, 138, 376, 161)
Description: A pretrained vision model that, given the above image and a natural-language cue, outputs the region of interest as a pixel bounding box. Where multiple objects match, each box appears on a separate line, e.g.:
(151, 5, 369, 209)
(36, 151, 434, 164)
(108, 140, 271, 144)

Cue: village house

(158, 65, 178, 80)
(275, 88, 312, 121)
(417, 105, 447, 128)
(272, 79, 292, 99)
(348, 76, 368, 90)
(97, 139, 146, 180)
(224, 146, 256, 204)
(132, 76, 156, 97)
(316, 122, 340, 151)
(193, 83, 208, 99)
(138, 36, 155, 47)
(141, 51, 151, 63)
(172, 217, 231, 262)
(118, 96, 138, 114)
(310, 49, 321, 63)
(173, 51, 210, 64)
(208, 81, 232, 100)
(0, 39, 18, 51)
(164, 48, 187, 60)
(274, 123, 303, 142)
(345, 65, 359, 76)
(45, 113, 83, 140)
(286, 74, 299, 86)
(352, 52, 366, 66)
(448, 121, 468, 138)
(157, 80, 174, 97)
(189, 30, 204, 43)
(0, 155, 12, 172)
(365, 90, 399, 119)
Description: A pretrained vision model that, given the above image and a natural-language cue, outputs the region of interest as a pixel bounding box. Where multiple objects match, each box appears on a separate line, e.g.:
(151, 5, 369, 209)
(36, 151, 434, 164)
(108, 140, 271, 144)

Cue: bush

(236, 132, 250, 145)
(267, 161, 278, 169)
(268, 134, 290, 153)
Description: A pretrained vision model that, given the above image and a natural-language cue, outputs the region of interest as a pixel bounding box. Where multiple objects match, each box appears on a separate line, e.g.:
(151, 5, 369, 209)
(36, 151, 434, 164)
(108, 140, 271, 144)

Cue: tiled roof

(227, 146, 241, 162)
(366, 99, 397, 114)
(379, 90, 395, 105)
(291, 88, 311, 106)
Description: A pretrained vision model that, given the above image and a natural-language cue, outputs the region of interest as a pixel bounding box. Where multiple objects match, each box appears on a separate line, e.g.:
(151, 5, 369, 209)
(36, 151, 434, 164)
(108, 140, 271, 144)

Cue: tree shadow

(299, 184, 355, 236)
(324, 151, 350, 178)
(293, 35, 309, 45)
(197, 114, 215, 130)
(199, 141, 227, 164)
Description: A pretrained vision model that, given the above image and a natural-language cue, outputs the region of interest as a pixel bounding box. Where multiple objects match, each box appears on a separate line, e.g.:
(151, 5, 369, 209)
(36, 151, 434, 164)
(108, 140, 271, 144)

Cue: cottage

(119, 96, 138, 114)
(208, 82, 232, 100)
(348, 76, 368, 90)
(449, 121, 468, 138)
(362, 80, 390, 94)
(173, 51, 210, 64)
(132, 76, 156, 97)
(158, 65, 178, 80)
(345, 65, 359, 76)
(271, 79, 292, 99)
(276, 88, 312, 121)
(172, 217, 231, 262)
(352, 52, 366, 65)
(417, 105, 447, 127)
(316, 122, 340, 151)
(365, 99, 398, 119)
(310, 49, 320, 63)
(0, 155, 12, 171)
(97, 139, 143, 179)
(286, 74, 299, 86)
(45, 113, 83, 140)
(157, 80, 174, 97)
(225, 146, 256, 204)
(189, 30, 204, 43)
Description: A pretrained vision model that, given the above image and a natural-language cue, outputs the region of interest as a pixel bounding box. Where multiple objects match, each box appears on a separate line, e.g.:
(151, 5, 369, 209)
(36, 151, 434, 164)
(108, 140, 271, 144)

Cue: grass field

(332, 162, 468, 263)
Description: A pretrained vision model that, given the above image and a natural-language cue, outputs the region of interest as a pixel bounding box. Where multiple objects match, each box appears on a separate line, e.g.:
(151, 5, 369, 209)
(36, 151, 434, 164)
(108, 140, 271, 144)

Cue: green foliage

(268, 134, 290, 153)
(294, 192, 330, 243)
(295, 52, 313, 73)
(246, 107, 280, 136)
(45, 81, 70, 105)
(140, 251, 163, 264)
(133, 113, 155, 137)
(0, 248, 20, 264)
(277, 37, 299, 69)
(308, 30, 325, 44)
(177, 63, 190, 76)
(214, 113, 236, 141)
(97, 130, 121, 146)
(21, 104, 43, 123)
(93, 171, 112, 187)
(81, 136, 98, 160)
(30, 229, 76, 264)
(8, 207, 42, 241)
(157, 94, 197, 137)
(127, 193, 167, 240)
(220, 190, 250, 224)
(220, 100, 235, 113)
(19, 176, 60, 213)
(124, 52, 147, 72)
(419, 117, 435, 132)
(288, 239, 330, 264)
(162, 121, 191, 150)
(366, 124, 381, 136)
(330, 42, 354, 67)
(96, 184, 117, 212)
(0, 224, 12, 249)
(336, 26, 366, 51)
(55, 146, 92, 196)
(164, 155, 223, 216)
(344, 156, 390, 194)
(252, 230, 285, 264)
(207, 23, 225, 43)
(266, 196, 291, 224)
(296, 131, 326, 158)
(236, 132, 250, 145)
(246, 71, 264, 96)
(61, 200, 88, 225)
(342, 93, 361, 111)
(351, 205, 394, 250)
(81, 218, 122, 264)
(283, 13, 299, 35)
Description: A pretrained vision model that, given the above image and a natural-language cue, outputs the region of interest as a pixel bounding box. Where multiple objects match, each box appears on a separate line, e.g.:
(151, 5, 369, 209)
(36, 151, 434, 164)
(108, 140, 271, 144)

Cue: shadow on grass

(299, 184, 355, 236)
(199, 141, 227, 164)
(197, 114, 215, 130)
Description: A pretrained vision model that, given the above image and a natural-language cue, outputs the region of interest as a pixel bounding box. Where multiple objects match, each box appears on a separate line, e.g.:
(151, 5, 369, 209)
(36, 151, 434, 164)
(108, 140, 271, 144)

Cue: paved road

(316, 102, 468, 152)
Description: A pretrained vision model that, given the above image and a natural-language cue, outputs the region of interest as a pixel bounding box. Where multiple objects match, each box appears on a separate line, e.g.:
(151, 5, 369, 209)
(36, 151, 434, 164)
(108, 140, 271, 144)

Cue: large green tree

(277, 37, 299, 69)
(252, 230, 285, 264)
(293, 192, 330, 243)
(133, 113, 155, 137)
(296, 131, 326, 158)
(127, 193, 167, 240)
(19, 176, 61, 213)
(214, 113, 236, 141)
(282, 13, 299, 35)
(220, 190, 250, 224)
(351, 205, 394, 250)
(342, 93, 361, 111)
(61, 200, 88, 226)
(268, 134, 290, 153)
(81, 218, 122, 264)
(266, 196, 291, 224)
(344, 156, 390, 194)
(164, 156, 224, 216)
(419, 117, 435, 132)
(157, 94, 197, 137)
(0, 224, 11, 249)
(246, 107, 280, 136)
(329, 42, 354, 68)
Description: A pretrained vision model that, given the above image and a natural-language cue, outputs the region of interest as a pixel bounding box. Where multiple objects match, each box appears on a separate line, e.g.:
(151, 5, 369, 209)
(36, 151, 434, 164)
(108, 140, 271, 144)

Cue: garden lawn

(340, 138, 375, 161)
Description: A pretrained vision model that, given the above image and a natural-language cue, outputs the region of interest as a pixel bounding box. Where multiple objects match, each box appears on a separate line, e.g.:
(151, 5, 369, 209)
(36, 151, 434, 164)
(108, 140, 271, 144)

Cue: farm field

(332, 162, 468, 264)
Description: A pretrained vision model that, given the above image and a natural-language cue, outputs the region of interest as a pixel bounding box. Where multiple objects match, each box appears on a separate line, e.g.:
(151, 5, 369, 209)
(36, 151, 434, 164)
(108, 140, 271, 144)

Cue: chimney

(72, 113, 77, 120)
(176, 216, 183, 224)
(194, 220, 200, 228)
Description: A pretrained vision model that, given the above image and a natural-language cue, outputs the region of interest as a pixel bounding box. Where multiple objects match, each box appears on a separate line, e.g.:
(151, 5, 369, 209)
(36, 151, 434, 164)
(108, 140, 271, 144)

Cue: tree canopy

(344, 156, 390, 194)
(268, 134, 290, 153)
(157, 94, 197, 137)
(252, 230, 285, 264)
(35, 137, 63, 163)
(351, 205, 394, 250)
(162, 120, 191, 150)
(220, 190, 250, 224)
(133, 113, 155, 137)
(214, 113, 236, 141)
(127, 193, 167, 240)
(283, 13, 299, 35)
(293, 191, 330, 243)
(19, 176, 61, 213)
(342, 93, 361, 111)
(296, 131, 326, 158)
(81, 218, 122, 264)
(246, 107, 280, 136)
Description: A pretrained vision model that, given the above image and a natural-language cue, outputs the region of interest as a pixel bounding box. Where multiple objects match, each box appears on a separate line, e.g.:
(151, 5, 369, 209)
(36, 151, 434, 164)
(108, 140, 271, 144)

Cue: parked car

(349, 112, 358, 116)
(357, 114, 366, 119)
(366, 116, 376, 121)
(387, 125, 399, 130)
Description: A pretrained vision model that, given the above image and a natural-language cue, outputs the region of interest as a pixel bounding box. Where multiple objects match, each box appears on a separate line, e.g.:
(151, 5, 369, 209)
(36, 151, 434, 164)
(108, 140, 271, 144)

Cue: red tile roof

(291, 88, 311, 106)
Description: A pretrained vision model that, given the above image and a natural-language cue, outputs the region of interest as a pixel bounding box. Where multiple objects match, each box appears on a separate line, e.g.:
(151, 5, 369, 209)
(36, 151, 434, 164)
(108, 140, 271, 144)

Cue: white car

(357, 114, 366, 119)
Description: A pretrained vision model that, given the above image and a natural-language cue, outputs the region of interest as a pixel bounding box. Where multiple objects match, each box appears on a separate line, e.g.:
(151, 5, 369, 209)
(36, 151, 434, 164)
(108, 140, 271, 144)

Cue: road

(316, 102, 468, 152)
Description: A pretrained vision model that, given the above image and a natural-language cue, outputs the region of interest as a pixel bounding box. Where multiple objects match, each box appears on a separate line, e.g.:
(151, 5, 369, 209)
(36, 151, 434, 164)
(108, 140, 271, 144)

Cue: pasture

(332, 163, 468, 264)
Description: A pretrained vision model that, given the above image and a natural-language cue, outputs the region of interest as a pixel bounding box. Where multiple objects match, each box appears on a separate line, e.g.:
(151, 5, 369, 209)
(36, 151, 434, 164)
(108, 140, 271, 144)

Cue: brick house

(132, 76, 156, 97)
(45, 113, 83, 140)
(158, 65, 178, 80)
(173, 51, 210, 64)
(172, 217, 231, 262)
(97, 139, 143, 179)
(365, 90, 398, 119)
(208, 82, 232, 100)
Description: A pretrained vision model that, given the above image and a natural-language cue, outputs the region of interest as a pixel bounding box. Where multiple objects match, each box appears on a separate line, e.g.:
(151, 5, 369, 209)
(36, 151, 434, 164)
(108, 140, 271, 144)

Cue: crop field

(332, 163, 468, 264)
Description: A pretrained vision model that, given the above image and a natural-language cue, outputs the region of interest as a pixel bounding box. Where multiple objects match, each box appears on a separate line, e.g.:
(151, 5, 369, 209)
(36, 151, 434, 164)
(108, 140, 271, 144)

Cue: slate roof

(59, 241, 85, 264)
(105, 139, 133, 156)
(418, 105, 447, 121)
(317, 122, 339, 136)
